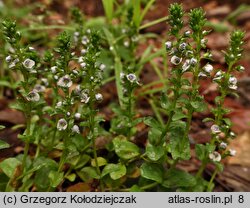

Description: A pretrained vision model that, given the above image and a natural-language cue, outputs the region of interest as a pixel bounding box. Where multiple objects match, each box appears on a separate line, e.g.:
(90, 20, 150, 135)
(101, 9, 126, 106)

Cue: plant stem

(139, 16, 168, 30)
(207, 169, 218, 191)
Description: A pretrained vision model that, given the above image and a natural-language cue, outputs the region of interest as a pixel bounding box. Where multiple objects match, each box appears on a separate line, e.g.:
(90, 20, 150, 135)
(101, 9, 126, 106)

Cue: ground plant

(0, 1, 245, 192)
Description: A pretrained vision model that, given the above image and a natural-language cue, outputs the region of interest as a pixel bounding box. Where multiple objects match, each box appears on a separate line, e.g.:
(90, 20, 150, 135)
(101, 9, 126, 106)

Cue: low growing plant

(0, 3, 245, 192)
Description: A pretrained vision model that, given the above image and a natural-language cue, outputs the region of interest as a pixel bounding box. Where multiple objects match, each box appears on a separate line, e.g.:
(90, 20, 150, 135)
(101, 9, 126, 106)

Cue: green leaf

(144, 117, 162, 130)
(215, 162, 224, 172)
(195, 144, 206, 161)
(0, 140, 10, 150)
(113, 136, 140, 160)
(169, 121, 190, 160)
(133, 0, 141, 28)
(102, 0, 114, 22)
(162, 169, 196, 188)
(102, 163, 126, 180)
(65, 173, 76, 182)
(148, 128, 162, 146)
(77, 167, 100, 181)
(0, 173, 9, 191)
(91, 157, 107, 167)
(191, 100, 207, 112)
(0, 158, 21, 178)
(0, 125, 5, 130)
(146, 144, 165, 161)
(140, 163, 163, 183)
(49, 171, 64, 188)
(130, 185, 143, 192)
(172, 110, 187, 121)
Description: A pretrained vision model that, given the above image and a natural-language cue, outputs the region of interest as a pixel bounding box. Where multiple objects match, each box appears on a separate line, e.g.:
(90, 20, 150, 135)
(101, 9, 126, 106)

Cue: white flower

(171, 55, 182, 65)
(209, 151, 221, 162)
(211, 124, 221, 134)
(219, 142, 227, 149)
(74, 31, 80, 37)
(86, 29, 91, 34)
(229, 84, 237, 90)
(26, 90, 40, 102)
(201, 38, 207, 45)
(190, 58, 197, 66)
(57, 119, 67, 131)
(23, 58, 35, 69)
(120, 72, 125, 79)
(72, 70, 79, 75)
(81, 36, 89, 45)
(213, 71, 223, 81)
(66, 112, 71, 116)
(74, 113, 81, 119)
(56, 101, 62, 108)
(185, 50, 193, 57)
(229, 149, 237, 156)
(198, 72, 207, 77)
(99, 64, 106, 71)
(9, 58, 19, 68)
(80, 62, 86, 68)
(28, 47, 35, 51)
(204, 63, 213, 73)
(182, 59, 191, 72)
(165, 41, 172, 50)
(72, 125, 80, 134)
(51, 66, 57, 73)
(80, 92, 90, 104)
(81, 49, 87, 55)
(124, 41, 129, 47)
(78, 56, 84, 63)
(95, 93, 103, 102)
(57, 75, 72, 88)
(239, 66, 245, 71)
(34, 84, 45, 92)
(229, 76, 237, 85)
(126, 73, 137, 83)
(5, 55, 12, 63)
(184, 30, 191, 36)
(179, 42, 187, 51)
(230, 132, 236, 138)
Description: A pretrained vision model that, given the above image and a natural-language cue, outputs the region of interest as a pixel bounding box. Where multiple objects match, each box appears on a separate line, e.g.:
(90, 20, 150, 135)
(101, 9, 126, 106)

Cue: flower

(170, 55, 182, 65)
(51, 66, 57, 74)
(80, 62, 86, 68)
(78, 56, 84, 63)
(80, 92, 90, 104)
(198, 72, 207, 77)
(219, 142, 227, 149)
(190, 58, 197, 66)
(81, 36, 89, 45)
(41, 78, 48, 86)
(209, 151, 221, 162)
(211, 124, 221, 134)
(229, 76, 237, 85)
(213, 71, 223, 81)
(184, 30, 191, 36)
(182, 59, 191, 72)
(26, 90, 40, 102)
(95, 93, 103, 102)
(165, 41, 172, 50)
(81, 49, 87, 55)
(204, 63, 213, 73)
(126, 73, 137, 83)
(228, 84, 237, 90)
(5, 55, 12, 63)
(57, 75, 72, 88)
(72, 125, 80, 134)
(229, 149, 236, 156)
(99, 64, 106, 71)
(23, 58, 35, 69)
(74, 113, 81, 119)
(179, 42, 187, 51)
(124, 41, 129, 47)
(57, 119, 67, 131)
(66, 112, 71, 116)
(34, 84, 45, 92)
(120, 72, 125, 79)
(9, 58, 19, 68)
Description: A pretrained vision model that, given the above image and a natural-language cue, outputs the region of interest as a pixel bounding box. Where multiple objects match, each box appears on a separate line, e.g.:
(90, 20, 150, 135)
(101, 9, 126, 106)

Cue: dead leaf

(67, 182, 91, 192)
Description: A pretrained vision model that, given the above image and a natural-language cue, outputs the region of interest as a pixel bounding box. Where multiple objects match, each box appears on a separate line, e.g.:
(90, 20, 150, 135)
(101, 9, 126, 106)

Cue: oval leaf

(140, 163, 163, 183)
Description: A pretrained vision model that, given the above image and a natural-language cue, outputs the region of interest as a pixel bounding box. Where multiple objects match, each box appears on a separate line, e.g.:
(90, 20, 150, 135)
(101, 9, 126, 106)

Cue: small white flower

(81, 36, 89, 45)
(229, 76, 237, 85)
(86, 29, 91, 34)
(211, 124, 221, 134)
(239, 66, 245, 71)
(219, 142, 227, 149)
(23, 58, 35, 69)
(74, 113, 81, 119)
(80, 92, 90, 104)
(190, 58, 197, 66)
(34, 84, 45, 92)
(209, 151, 221, 162)
(124, 41, 130, 47)
(171, 55, 182, 65)
(120, 72, 125, 79)
(198, 72, 207, 77)
(54, 75, 59, 80)
(99, 64, 106, 71)
(110, 46, 114, 51)
(204, 63, 213, 73)
(51, 66, 57, 73)
(95, 93, 103, 102)
(80, 62, 86, 68)
(229, 84, 237, 90)
(213, 71, 223, 81)
(230, 131, 236, 138)
(41, 78, 48, 86)
(72, 125, 80, 134)
(185, 50, 193, 57)
(28, 46, 35, 51)
(66, 112, 71, 116)
(57, 119, 68, 131)
(179, 42, 187, 51)
(72, 70, 79, 75)
(57, 75, 72, 88)
(78, 56, 84, 63)
(9, 58, 19, 68)
(122, 28, 127, 34)
(182, 59, 191, 73)
(201, 38, 207, 45)
(184, 30, 191, 36)
(229, 149, 236, 156)
(56, 101, 62, 108)
(126, 73, 137, 83)
(74, 31, 80, 37)
(165, 41, 172, 50)
(26, 90, 40, 102)
(5, 55, 12, 63)
(81, 49, 87, 55)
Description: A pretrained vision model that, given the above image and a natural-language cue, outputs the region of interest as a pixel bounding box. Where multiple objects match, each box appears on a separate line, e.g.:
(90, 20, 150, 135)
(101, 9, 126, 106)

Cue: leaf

(0, 158, 21, 178)
(195, 144, 206, 161)
(130, 185, 143, 192)
(169, 121, 191, 160)
(77, 167, 100, 181)
(0, 173, 9, 191)
(0, 140, 10, 150)
(191, 100, 207, 112)
(67, 182, 91, 192)
(102, 163, 126, 180)
(172, 110, 187, 121)
(146, 144, 165, 161)
(144, 117, 162, 130)
(162, 169, 196, 188)
(113, 136, 140, 160)
(91, 157, 107, 167)
(140, 163, 163, 183)
(148, 128, 162, 146)
(65, 173, 76, 182)
(49, 171, 64, 188)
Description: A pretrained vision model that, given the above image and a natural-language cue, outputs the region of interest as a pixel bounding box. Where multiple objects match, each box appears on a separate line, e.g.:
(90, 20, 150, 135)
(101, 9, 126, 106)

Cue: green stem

(139, 16, 168, 30)
(196, 161, 207, 178)
(207, 169, 218, 191)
